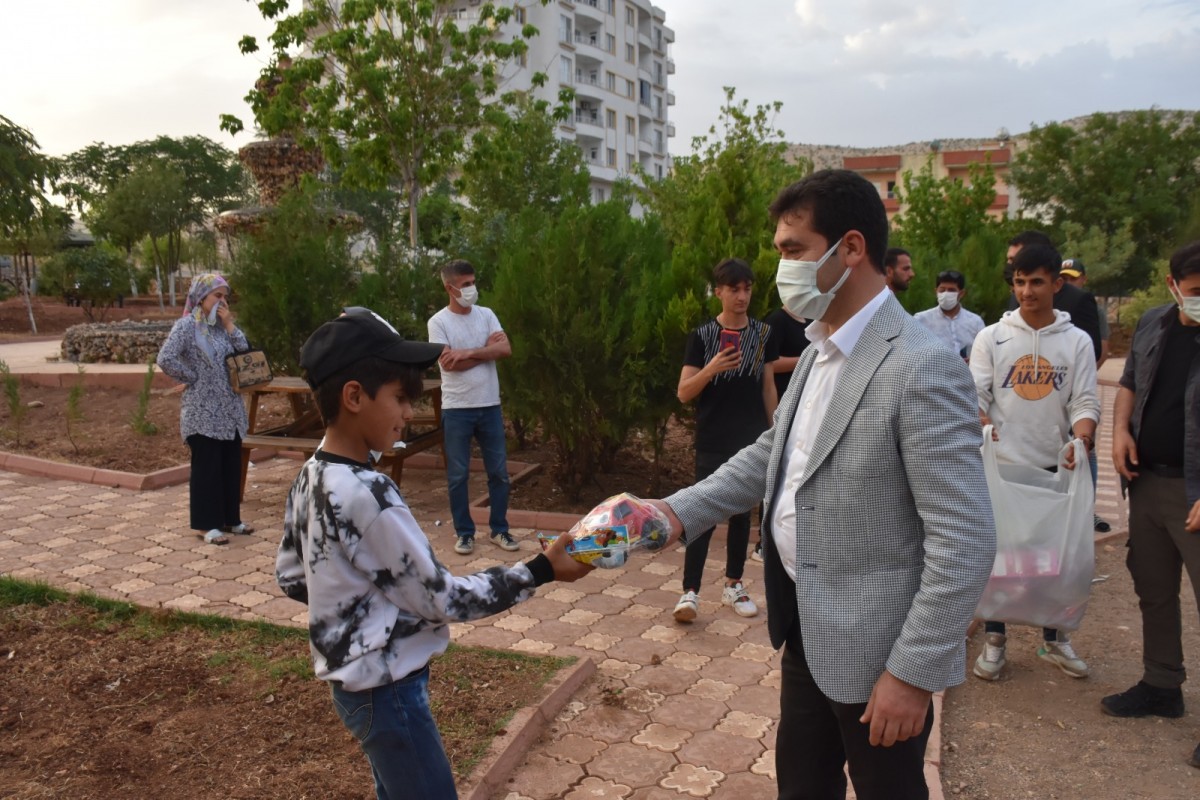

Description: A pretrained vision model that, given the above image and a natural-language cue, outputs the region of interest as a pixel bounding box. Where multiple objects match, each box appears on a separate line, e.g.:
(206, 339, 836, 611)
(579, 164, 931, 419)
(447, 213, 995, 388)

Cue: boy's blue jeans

(330, 666, 456, 800)
(442, 405, 510, 540)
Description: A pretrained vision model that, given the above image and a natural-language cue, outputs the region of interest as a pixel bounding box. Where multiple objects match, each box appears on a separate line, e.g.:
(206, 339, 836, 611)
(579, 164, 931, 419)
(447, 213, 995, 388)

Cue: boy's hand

(1113, 429, 1139, 481)
(706, 346, 740, 376)
(543, 531, 595, 582)
(1187, 499, 1200, 534)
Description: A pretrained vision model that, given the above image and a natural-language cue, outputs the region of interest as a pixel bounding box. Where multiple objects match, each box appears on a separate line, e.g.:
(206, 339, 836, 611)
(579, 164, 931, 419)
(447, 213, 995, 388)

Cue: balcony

(575, 110, 604, 134)
(666, 57, 675, 75)
(574, 71, 605, 100)
(667, 122, 676, 138)
(569, 0, 607, 23)
(637, 135, 654, 154)
(666, 90, 675, 106)
(572, 30, 606, 54)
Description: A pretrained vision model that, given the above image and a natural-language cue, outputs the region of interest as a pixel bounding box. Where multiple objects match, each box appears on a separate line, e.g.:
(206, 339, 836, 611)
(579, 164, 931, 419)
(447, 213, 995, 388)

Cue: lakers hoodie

(970, 309, 1100, 469)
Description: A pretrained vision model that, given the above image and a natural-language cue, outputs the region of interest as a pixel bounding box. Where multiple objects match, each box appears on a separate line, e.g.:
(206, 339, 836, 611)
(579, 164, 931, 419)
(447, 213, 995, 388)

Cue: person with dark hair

(884, 247, 914, 293)
(156, 273, 255, 546)
(428, 259, 515, 556)
(914, 269, 985, 360)
(277, 310, 593, 799)
(673, 258, 779, 621)
(648, 169, 995, 799)
(970, 243, 1099, 681)
(1006, 232, 1102, 361)
(1102, 240, 1200, 770)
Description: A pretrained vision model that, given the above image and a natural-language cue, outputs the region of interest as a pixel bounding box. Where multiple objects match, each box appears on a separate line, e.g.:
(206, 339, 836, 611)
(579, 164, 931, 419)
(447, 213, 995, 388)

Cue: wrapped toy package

(537, 493, 671, 568)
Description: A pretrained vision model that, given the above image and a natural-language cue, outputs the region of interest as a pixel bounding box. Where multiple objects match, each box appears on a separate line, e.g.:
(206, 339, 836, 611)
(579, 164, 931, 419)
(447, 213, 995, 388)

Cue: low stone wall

(61, 320, 174, 364)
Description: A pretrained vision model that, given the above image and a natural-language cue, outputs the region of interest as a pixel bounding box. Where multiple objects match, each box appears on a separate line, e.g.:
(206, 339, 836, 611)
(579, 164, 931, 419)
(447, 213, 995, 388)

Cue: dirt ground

(943, 542, 1200, 799)
(0, 592, 565, 800)
(0, 294, 180, 338)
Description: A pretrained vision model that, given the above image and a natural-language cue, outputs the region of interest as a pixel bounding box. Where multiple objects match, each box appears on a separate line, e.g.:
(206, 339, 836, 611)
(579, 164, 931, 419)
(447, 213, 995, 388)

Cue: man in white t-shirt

(428, 260, 515, 556)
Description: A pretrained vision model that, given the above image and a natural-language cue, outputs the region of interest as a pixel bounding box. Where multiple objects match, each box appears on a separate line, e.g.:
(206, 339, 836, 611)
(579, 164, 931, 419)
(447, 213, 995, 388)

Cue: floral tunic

(156, 315, 249, 442)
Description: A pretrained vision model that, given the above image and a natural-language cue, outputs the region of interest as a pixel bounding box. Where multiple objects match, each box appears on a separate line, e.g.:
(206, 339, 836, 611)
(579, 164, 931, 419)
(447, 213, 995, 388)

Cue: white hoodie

(970, 309, 1100, 469)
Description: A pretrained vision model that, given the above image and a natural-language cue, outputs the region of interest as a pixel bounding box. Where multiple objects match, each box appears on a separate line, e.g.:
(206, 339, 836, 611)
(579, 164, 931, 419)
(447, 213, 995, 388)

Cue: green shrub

(130, 361, 158, 435)
(66, 366, 85, 454)
(0, 359, 26, 447)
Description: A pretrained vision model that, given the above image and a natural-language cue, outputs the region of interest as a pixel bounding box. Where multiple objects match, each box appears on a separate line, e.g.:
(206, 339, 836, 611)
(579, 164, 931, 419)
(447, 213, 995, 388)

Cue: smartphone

(718, 329, 740, 353)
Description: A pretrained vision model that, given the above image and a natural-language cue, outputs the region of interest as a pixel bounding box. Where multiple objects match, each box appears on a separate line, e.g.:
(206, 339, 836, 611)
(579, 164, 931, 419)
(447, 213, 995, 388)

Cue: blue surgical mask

(776, 239, 846, 322)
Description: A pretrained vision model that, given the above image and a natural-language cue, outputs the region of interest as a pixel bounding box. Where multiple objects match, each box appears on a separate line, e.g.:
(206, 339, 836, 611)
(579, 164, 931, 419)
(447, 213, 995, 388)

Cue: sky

(2, 0, 1198, 160)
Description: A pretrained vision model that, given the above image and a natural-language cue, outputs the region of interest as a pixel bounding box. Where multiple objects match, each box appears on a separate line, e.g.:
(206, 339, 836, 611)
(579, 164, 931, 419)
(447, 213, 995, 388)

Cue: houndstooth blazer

(667, 295, 996, 704)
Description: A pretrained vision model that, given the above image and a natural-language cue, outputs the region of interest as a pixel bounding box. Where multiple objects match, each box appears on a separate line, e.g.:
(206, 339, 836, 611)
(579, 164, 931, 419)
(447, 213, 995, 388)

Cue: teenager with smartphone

(673, 258, 779, 622)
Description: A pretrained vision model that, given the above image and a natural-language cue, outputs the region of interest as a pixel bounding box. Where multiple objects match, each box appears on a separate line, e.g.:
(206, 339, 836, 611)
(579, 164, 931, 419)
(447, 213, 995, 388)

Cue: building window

(886, 181, 897, 199)
(606, 108, 616, 129)
(607, 147, 616, 167)
(654, 95, 662, 118)
(596, 187, 606, 203)
(625, 43, 635, 63)
(626, 116, 636, 135)
(560, 56, 572, 84)
(514, 6, 525, 24)
(606, 33, 615, 53)
(625, 5, 635, 26)
(654, 61, 663, 85)
(606, 71, 616, 91)
(655, 164, 664, 179)
(625, 79, 634, 98)
(639, 80, 651, 106)
(654, 27, 662, 50)
(559, 15, 572, 44)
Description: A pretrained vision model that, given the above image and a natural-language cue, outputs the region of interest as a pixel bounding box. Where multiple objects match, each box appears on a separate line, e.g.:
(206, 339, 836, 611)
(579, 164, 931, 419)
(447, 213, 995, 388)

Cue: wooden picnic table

(238, 376, 443, 500)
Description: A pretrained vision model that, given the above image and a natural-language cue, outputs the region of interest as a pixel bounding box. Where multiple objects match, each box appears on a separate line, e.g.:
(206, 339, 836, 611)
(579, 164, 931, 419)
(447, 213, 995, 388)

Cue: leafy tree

(1058, 218, 1137, 297)
(224, 0, 550, 249)
(37, 244, 133, 322)
(230, 185, 355, 374)
(638, 87, 809, 323)
(1009, 110, 1200, 293)
(490, 198, 671, 499)
(889, 157, 1016, 323)
(0, 115, 57, 333)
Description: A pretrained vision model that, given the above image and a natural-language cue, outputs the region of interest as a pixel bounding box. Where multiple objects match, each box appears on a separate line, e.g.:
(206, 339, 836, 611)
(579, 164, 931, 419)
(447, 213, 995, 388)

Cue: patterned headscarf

(183, 273, 231, 363)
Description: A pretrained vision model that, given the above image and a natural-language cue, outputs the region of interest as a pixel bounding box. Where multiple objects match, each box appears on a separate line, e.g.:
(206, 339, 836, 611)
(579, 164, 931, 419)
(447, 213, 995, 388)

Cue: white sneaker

(973, 632, 1006, 680)
(1038, 637, 1089, 678)
(750, 542, 763, 562)
(673, 590, 699, 623)
(721, 581, 758, 618)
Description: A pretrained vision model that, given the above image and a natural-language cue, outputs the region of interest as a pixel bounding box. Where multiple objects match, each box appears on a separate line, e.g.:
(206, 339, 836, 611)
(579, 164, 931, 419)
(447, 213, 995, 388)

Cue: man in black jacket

(1005, 231, 1102, 360)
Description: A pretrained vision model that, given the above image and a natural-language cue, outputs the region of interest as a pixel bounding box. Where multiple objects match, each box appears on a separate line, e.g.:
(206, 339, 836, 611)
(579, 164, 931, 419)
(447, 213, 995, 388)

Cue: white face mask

(1170, 279, 1200, 324)
(776, 239, 846, 322)
(937, 291, 960, 312)
(456, 284, 478, 307)
(206, 302, 220, 325)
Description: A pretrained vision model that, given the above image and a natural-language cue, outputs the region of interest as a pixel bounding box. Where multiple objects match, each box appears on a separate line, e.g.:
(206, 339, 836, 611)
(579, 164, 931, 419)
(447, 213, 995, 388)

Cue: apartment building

(463, 0, 676, 204)
(790, 138, 1017, 222)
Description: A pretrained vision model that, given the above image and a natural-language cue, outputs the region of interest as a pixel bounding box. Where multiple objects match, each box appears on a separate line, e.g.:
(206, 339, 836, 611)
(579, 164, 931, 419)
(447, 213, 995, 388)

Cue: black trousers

(186, 434, 242, 532)
(681, 449, 753, 593)
(777, 624, 933, 800)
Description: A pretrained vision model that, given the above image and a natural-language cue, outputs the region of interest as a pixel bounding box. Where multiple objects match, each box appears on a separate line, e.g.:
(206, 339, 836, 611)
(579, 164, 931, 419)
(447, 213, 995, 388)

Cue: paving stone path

(0, 379, 1128, 800)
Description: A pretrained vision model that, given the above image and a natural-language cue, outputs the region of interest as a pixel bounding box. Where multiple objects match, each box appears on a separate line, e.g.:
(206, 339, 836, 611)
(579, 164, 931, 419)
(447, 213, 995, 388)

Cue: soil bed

(0, 585, 567, 799)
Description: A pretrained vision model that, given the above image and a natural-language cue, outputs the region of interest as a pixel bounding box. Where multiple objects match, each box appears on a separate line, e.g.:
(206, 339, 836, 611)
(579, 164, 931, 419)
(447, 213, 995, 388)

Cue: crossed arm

(439, 330, 511, 372)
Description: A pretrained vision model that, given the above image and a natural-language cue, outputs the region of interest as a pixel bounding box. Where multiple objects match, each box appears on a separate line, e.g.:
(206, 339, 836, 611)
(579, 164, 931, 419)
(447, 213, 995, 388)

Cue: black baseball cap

(299, 309, 444, 389)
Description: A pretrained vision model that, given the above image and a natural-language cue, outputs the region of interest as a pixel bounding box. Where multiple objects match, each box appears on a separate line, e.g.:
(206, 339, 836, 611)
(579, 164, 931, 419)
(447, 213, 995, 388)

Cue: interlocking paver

(0, 378, 1136, 800)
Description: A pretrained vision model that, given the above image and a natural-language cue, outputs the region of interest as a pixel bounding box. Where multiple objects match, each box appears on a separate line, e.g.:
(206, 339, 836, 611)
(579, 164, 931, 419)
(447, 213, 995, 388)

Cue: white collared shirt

(771, 287, 891, 581)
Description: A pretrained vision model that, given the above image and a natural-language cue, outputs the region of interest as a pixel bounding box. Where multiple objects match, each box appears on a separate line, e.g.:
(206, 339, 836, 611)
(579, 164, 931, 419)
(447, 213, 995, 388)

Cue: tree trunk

(17, 253, 36, 335)
(149, 237, 166, 311)
(408, 179, 421, 250)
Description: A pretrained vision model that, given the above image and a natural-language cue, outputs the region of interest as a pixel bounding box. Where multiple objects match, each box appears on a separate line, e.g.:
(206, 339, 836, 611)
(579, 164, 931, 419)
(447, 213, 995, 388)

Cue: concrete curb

(462, 657, 597, 800)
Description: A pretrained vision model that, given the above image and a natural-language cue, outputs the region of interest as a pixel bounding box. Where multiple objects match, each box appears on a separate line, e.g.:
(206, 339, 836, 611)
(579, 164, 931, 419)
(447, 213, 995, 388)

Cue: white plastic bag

(973, 426, 1095, 631)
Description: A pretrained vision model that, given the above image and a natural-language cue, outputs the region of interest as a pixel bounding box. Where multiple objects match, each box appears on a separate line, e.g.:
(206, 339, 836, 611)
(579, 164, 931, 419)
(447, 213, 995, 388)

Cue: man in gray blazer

(653, 170, 996, 800)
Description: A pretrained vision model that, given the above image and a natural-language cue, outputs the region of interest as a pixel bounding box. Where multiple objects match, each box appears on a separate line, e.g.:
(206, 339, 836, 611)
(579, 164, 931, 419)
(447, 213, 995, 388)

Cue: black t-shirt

(763, 308, 811, 398)
(684, 318, 779, 454)
(1138, 314, 1200, 468)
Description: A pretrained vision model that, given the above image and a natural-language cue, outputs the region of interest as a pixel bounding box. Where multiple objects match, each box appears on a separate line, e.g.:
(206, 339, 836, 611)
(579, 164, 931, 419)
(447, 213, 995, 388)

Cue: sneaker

(1037, 637, 1089, 678)
(1100, 681, 1185, 718)
(751, 541, 763, 562)
(973, 633, 1007, 681)
(454, 535, 475, 555)
(490, 531, 520, 552)
(673, 590, 699, 623)
(1093, 514, 1111, 533)
(721, 581, 758, 617)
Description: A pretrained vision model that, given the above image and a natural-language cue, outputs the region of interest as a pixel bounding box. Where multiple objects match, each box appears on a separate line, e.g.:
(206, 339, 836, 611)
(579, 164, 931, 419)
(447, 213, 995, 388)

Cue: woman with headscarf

(156, 273, 253, 545)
